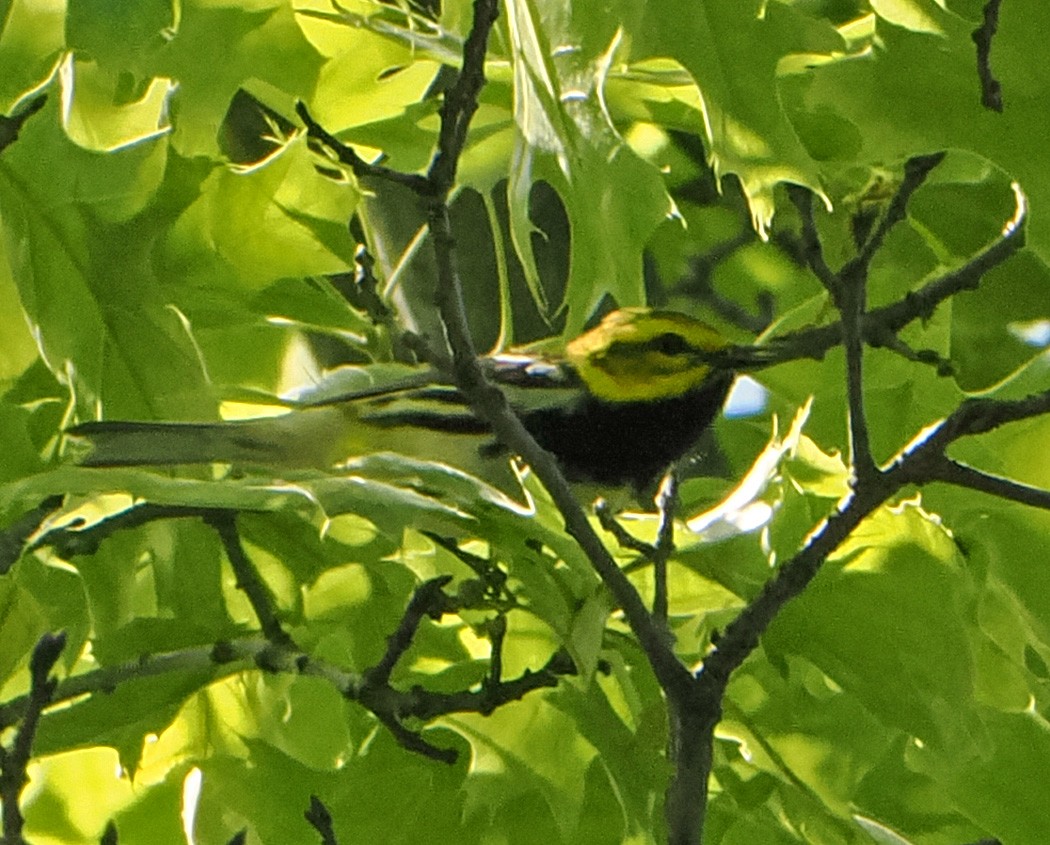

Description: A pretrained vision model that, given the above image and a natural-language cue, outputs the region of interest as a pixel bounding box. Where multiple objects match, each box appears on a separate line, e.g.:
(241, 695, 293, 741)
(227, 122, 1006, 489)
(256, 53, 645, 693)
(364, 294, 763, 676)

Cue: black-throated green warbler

(69, 308, 734, 491)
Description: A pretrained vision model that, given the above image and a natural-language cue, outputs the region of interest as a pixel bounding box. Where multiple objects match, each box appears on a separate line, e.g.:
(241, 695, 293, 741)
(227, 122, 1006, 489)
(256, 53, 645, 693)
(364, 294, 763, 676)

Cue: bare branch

(854, 152, 946, 266)
(786, 185, 838, 294)
(405, 650, 576, 721)
(0, 632, 66, 844)
(207, 512, 294, 648)
(806, 154, 944, 483)
(840, 276, 877, 482)
(653, 474, 679, 625)
(700, 385, 1050, 698)
(701, 484, 888, 688)
(305, 796, 339, 845)
(295, 101, 431, 194)
(904, 390, 1050, 455)
(32, 503, 260, 559)
(679, 231, 772, 334)
(364, 576, 453, 687)
(701, 181, 1027, 374)
(0, 495, 64, 575)
(926, 459, 1050, 510)
(0, 95, 47, 156)
(869, 180, 1026, 333)
(426, 0, 501, 196)
(972, 0, 1004, 112)
(373, 710, 458, 764)
(595, 500, 658, 556)
(790, 187, 875, 480)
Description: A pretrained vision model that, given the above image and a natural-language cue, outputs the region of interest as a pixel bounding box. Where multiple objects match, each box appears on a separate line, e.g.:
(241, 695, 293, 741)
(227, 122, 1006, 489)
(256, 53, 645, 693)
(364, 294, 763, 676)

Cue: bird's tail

(66, 413, 336, 468)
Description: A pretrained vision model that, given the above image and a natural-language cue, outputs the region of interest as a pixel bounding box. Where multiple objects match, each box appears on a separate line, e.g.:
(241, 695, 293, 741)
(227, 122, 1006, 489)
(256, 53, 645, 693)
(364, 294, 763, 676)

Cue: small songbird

(69, 308, 735, 492)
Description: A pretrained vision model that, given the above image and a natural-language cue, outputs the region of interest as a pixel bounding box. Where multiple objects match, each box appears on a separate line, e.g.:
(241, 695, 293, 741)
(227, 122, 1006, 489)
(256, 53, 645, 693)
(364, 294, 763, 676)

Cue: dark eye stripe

(649, 332, 691, 356)
(603, 334, 696, 359)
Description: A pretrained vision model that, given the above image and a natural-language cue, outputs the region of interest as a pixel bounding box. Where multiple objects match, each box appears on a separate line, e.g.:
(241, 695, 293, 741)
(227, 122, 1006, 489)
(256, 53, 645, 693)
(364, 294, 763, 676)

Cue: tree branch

(700, 385, 1050, 696)
(786, 185, 838, 295)
(653, 474, 679, 625)
(789, 186, 877, 481)
(855, 152, 946, 266)
(305, 795, 339, 845)
(0, 626, 579, 770)
(701, 180, 1027, 374)
(790, 155, 946, 484)
(295, 101, 431, 194)
(206, 512, 294, 648)
(0, 632, 66, 844)
(364, 576, 452, 687)
(0, 495, 64, 575)
(972, 0, 1004, 112)
(0, 95, 46, 156)
(926, 458, 1050, 510)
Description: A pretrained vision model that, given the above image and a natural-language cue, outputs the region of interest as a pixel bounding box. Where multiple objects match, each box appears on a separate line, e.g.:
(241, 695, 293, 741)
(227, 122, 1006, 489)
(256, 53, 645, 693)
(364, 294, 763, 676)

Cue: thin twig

(0, 632, 66, 844)
(423, 532, 513, 605)
(373, 710, 458, 764)
(841, 283, 876, 481)
(595, 500, 657, 556)
(869, 333, 954, 377)
(406, 649, 576, 720)
(926, 458, 1050, 510)
(653, 474, 679, 625)
(790, 154, 946, 485)
(206, 513, 294, 648)
(295, 101, 431, 194)
(790, 185, 875, 482)
(679, 231, 772, 334)
(917, 390, 1050, 445)
(365, 576, 452, 687)
(0, 630, 579, 773)
(702, 384, 1050, 691)
(972, 0, 1004, 112)
(854, 152, 946, 266)
(327, 243, 394, 325)
(305, 796, 339, 845)
(486, 613, 507, 686)
(0, 495, 64, 575)
(698, 179, 1026, 375)
(32, 503, 262, 559)
(0, 95, 47, 156)
(426, 0, 500, 197)
(786, 185, 838, 294)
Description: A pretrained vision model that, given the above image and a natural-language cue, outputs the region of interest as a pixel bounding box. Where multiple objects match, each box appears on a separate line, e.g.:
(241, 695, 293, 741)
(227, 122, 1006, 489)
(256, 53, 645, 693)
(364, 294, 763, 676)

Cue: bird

(67, 308, 736, 492)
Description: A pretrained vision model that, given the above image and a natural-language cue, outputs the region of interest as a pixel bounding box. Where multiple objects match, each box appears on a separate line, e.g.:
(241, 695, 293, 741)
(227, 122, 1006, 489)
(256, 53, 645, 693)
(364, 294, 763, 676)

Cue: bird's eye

(651, 332, 691, 356)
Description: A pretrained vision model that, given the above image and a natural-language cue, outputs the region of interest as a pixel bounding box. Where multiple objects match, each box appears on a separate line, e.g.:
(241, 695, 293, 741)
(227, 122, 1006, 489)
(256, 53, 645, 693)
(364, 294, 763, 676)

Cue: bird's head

(565, 308, 729, 403)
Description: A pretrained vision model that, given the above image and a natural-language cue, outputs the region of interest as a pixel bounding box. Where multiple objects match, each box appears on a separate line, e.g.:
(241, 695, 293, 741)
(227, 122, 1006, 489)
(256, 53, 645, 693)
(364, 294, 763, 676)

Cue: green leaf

(0, 98, 214, 419)
(639, 0, 838, 235)
(908, 710, 1050, 845)
(155, 0, 325, 158)
(500, 0, 673, 331)
(765, 500, 979, 750)
(160, 136, 360, 290)
(0, 0, 64, 112)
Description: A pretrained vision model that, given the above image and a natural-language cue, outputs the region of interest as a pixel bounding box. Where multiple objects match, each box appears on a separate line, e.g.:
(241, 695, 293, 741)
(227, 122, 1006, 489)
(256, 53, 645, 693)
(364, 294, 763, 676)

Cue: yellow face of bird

(564, 308, 728, 403)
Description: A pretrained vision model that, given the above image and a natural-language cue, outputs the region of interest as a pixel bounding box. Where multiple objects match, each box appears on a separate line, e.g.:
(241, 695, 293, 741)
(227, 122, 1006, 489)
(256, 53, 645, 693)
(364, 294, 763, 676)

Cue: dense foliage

(1, 0, 1048, 843)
